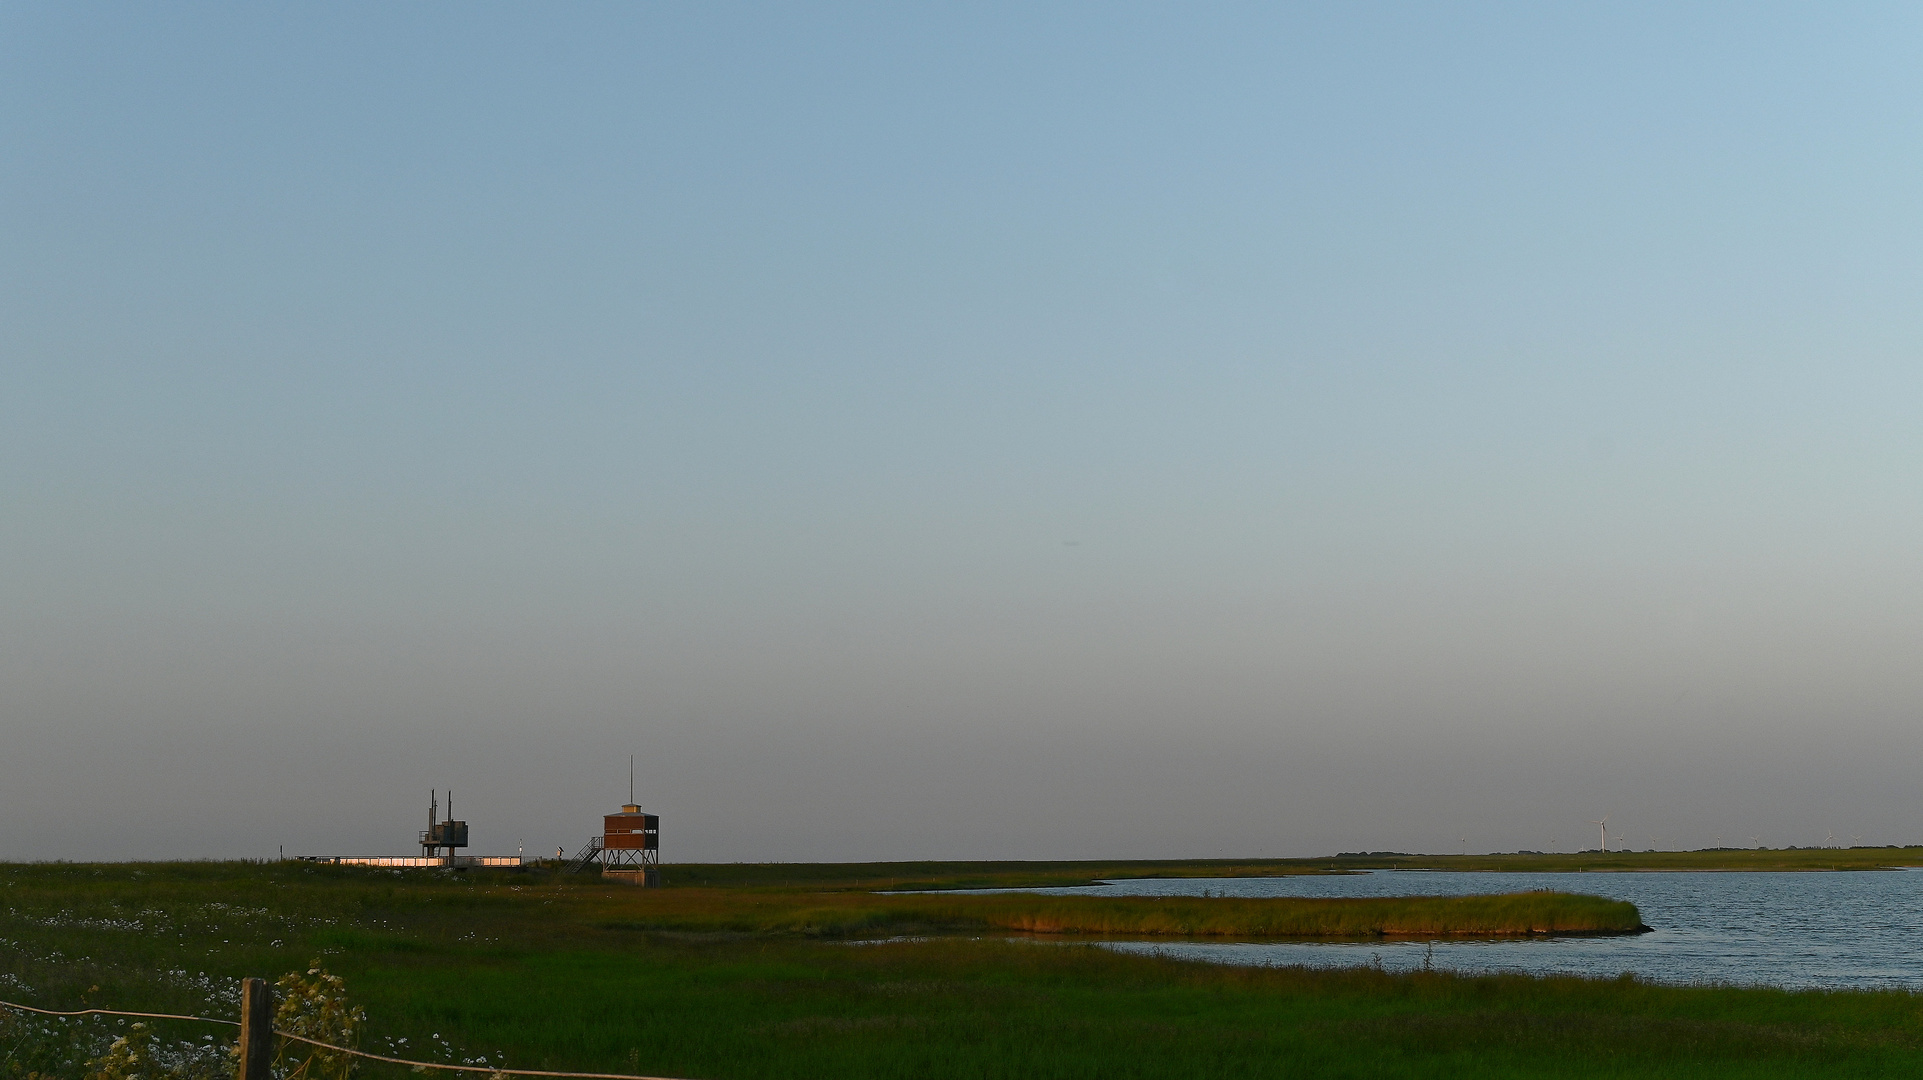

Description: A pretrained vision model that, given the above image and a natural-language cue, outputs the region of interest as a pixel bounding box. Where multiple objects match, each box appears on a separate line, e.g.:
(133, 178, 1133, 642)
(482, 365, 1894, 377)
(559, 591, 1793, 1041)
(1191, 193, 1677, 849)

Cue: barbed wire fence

(0, 991, 694, 1080)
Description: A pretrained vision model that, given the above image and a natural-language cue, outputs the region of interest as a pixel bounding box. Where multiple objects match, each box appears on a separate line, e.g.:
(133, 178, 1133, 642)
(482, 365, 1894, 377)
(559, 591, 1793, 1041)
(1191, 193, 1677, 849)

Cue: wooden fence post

(237, 977, 273, 1080)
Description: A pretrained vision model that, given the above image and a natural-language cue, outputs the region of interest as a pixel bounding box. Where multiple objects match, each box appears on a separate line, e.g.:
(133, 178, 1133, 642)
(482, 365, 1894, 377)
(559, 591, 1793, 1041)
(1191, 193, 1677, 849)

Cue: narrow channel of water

(1014, 870, 1923, 989)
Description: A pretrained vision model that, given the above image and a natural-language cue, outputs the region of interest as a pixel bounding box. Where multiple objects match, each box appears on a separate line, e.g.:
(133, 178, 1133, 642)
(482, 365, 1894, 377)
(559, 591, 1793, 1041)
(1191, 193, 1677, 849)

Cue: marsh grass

(589, 888, 1642, 938)
(4, 861, 1921, 1080)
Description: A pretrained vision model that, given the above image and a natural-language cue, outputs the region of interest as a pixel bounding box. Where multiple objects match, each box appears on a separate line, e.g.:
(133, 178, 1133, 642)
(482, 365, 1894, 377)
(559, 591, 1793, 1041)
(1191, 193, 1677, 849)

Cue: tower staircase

(563, 837, 603, 874)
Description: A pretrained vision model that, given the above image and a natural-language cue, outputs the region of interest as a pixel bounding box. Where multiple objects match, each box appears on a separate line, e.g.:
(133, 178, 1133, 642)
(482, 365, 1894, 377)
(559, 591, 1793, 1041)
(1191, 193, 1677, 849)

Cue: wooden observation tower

(599, 802, 660, 886)
(565, 757, 660, 886)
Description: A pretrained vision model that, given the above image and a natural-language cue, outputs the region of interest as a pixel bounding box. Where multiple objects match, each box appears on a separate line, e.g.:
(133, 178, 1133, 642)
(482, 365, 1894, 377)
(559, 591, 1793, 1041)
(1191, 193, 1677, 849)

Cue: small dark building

(420, 791, 468, 857)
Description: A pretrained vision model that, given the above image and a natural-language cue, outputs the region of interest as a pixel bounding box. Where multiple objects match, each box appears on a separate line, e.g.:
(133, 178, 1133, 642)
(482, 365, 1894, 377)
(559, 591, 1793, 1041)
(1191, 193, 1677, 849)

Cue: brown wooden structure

(561, 759, 662, 885)
(598, 803, 660, 886)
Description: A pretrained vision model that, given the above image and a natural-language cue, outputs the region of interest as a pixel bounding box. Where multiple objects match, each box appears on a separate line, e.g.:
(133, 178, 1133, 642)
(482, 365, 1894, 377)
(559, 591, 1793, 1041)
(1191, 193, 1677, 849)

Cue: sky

(4, 3, 1923, 863)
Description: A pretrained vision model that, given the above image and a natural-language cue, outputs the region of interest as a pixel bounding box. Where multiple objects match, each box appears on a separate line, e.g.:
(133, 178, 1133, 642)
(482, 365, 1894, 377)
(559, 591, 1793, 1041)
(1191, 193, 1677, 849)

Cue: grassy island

(595, 887, 1645, 938)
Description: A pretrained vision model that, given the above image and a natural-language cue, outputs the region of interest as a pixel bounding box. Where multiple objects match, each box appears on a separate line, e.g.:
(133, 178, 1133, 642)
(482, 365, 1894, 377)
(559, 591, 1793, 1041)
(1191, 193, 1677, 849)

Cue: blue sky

(5, 4, 1922, 860)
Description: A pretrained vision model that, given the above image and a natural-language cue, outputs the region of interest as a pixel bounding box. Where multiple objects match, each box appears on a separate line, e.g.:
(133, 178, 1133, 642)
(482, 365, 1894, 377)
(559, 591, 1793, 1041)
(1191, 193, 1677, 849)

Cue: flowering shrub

(272, 964, 365, 1080)
(66, 964, 363, 1080)
(80, 1021, 228, 1080)
(83, 1022, 158, 1080)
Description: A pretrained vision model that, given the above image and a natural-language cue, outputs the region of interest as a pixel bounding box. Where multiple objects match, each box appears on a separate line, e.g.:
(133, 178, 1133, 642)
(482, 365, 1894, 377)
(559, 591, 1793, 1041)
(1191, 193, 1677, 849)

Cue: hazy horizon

(6, 3, 1923, 863)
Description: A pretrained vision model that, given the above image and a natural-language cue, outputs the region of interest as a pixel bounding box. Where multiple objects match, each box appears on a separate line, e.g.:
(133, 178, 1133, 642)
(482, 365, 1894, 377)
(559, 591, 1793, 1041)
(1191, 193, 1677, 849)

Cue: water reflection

(1018, 870, 1923, 989)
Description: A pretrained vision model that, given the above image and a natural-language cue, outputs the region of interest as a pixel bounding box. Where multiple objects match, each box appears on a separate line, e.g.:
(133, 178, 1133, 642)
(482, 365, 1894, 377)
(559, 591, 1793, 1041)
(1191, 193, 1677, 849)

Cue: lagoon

(1019, 869, 1923, 989)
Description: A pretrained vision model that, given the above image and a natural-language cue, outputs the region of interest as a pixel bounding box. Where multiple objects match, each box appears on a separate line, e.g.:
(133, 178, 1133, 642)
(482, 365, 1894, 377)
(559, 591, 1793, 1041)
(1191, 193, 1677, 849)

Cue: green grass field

(3, 857, 1921, 1079)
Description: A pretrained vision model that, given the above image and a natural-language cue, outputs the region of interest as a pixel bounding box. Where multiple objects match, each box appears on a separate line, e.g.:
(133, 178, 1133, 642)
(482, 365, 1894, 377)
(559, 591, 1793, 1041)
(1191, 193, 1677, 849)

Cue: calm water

(1019, 870, 1923, 990)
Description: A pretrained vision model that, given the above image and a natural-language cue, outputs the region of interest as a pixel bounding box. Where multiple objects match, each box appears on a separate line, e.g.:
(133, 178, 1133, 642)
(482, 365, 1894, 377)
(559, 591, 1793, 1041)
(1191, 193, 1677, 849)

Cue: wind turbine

(1851, 834, 1863, 847)
(1460, 837, 1468, 857)
(1749, 836, 1761, 849)
(1826, 830, 1837, 849)
(1592, 817, 1608, 853)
